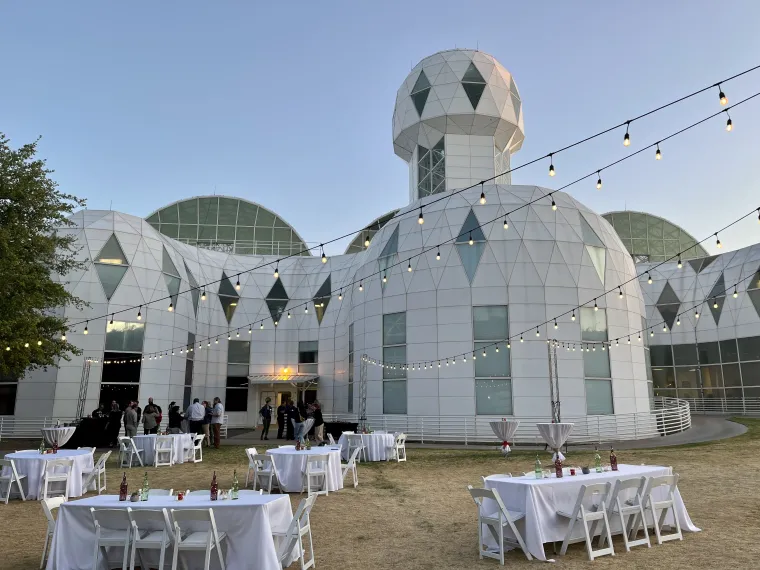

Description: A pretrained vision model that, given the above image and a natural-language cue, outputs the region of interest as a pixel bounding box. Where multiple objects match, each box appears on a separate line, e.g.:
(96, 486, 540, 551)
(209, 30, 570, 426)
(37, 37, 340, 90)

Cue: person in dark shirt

(276, 400, 287, 439)
(313, 401, 325, 443)
(107, 401, 123, 447)
(168, 404, 183, 433)
(259, 397, 273, 441)
(286, 400, 298, 440)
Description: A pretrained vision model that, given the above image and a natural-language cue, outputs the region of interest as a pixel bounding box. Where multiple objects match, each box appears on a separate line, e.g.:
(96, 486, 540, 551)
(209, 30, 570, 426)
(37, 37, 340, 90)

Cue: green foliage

(0, 133, 87, 378)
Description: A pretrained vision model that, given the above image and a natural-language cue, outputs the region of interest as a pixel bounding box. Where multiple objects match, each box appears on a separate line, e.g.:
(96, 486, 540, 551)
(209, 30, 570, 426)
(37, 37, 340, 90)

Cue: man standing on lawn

(211, 396, 224, 449)
(187, 398, 205, 437)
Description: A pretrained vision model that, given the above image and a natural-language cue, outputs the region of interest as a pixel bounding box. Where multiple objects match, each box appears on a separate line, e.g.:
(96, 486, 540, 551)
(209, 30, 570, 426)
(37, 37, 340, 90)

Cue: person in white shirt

(211, 397, 224, 449)
(187, 398, 205, 437)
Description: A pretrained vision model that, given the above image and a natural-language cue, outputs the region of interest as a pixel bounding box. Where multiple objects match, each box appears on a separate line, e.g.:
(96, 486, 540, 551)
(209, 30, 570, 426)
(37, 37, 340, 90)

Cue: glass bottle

(142, 472, 150, 501)
(231, 470, 239, 500)
(610, 448, 618, 471)
(210, 471, 218, 501)
(119, 473, 128, 501)
(594, 446, 603, 473)
(554, 452, 563, 478)
(534, 454, 542, 479)
(39, 439, 45, 454)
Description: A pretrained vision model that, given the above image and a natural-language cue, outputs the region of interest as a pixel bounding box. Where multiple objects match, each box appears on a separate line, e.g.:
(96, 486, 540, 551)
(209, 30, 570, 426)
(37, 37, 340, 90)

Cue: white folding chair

(274, 494, 317, 570)
(127, 507, 173, 570)
(118, 437, 144, 468)
(556, 482, 614, 560)
(640, 474, 683, 545)
(0, 458, 27, 503)
(244, 447, 260, 488)
(90, 507, 133, 570)
(169, 508, 227, 570)
(42, 458, 74, 500)
(341, 446, 363, 488)
(346, 434, 366, 463)
(387, 433, 407, 462)
(600, 476, 650, 551)
(466, 485, 531, 563)
(302, 454, 329, 496)
(190, 434, 205, 463)
(154, 435, 174, 468)
(83, 451, 111, 494)
(252, 454, 282, 494)
(326, 433, 336, 445)
(149, 488, 174, 497)
(39, 497, 65, 568)
(78, 447, 97, 455)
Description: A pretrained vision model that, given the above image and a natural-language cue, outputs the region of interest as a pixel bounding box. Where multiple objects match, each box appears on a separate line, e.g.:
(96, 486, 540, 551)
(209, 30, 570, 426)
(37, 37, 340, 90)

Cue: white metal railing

(0, 417, 78, 441)
(678, 398, 760, 416)
(322, 398, 692, 445)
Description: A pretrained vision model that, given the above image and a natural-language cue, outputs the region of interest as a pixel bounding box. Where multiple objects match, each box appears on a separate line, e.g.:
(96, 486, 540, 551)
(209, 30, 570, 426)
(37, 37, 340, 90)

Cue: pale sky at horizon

(2, 1, 759, 255)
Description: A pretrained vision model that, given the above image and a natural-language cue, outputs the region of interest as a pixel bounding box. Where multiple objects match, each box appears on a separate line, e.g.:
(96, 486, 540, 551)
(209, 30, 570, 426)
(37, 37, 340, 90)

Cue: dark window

(652, 367, 675, 389)
(697, 342, 720, 365)
(722, 363, 742, 387)
(299, 341, 318, 374)
(228, 340, 251, 364)
(738, 336, 760, 362)
(225, 378, 249, 411)
(740, 362, 760, 387)
(700, 365, 723, 390)
(720, 339, 739, 363)
(0, 383, 18, 415)
(184, 360, 194, 386)
(650, 345, 673, 366)
(672, 344, 697, 366)
(99, 383, 139, 410)
(182, 387, 192, 410)
(101, 352, 142, 383)
(675, 367, 699, 389)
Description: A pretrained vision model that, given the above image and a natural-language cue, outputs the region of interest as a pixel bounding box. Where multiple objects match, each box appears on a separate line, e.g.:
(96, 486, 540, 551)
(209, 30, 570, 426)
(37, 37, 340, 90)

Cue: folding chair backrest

(193, 434, 205, 446)
(327, 433, 336, 445)
(346, 434, 362, 446)
(78, 447, 96, 454)
(0, 458, 13, 470)
(306, 454, 329, 470)
(396, 433, 407, 446)
(171, 508, 214, 524)
(46, 458, 74, 473)
(94, 451, 111, 471)
(254, 454, 273, 467)
(245, 448, 258, 464)
(609, 476, 647, 508)
(467, 484, 496, 508)
(156, 435, 174, 450)
(647, 474, 678, 494)
(91, 507, 132, 530)
(347, 446, 363, 466)
(118, 437, 131, 451)
(128, 507, 171, 535)
(148, 488, 174, 497)
(41, 497, 66, 524)
(575, 482, 612, 514)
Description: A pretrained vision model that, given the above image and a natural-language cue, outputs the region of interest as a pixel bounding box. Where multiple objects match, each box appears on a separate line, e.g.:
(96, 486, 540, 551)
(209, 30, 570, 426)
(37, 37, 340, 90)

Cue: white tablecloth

(2, 449, 93, 500)
(41, 426, 77, 447)
(484, 464, 699, 561)
(267, 447, 343, 493)
(536, 422, 574, 461)
(133, 433, 194, 466)
(45, 492, 293, 570)
(337, 433, 395, 461)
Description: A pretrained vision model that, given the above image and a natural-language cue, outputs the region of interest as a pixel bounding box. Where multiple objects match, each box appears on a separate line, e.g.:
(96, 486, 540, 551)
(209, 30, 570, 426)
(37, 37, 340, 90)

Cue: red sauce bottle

(554, 454, 563, 478)
(119, 473, 128, 501)
(610, 448, 618, 471)
(210, 471, 218, 501)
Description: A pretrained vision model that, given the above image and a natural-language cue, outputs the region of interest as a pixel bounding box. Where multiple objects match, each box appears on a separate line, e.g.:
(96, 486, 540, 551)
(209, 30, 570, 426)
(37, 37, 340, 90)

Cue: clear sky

(2, 1, 759, 255)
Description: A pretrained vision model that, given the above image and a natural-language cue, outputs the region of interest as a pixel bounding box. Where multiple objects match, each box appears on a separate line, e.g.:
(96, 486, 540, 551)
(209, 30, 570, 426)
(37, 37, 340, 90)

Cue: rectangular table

(46, 492, 293, 569)
(484, 464, 700, 561)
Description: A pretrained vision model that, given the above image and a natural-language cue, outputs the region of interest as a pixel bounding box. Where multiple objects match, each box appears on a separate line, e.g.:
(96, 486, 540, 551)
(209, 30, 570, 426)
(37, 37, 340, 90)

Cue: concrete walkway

(221, 415, 747, 450)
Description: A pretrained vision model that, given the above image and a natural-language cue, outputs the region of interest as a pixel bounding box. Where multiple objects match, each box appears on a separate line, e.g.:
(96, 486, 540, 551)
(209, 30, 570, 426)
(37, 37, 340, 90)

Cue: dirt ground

(2, 418, 759, 570)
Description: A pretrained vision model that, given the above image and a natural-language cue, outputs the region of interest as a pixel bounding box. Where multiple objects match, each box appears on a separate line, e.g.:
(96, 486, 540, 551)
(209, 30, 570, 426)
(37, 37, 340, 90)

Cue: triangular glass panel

(688, 259, 703, 273)
(162, 247, 179, 277)
(511, 93, 521, 118)
(219, 271, 239, 298)
(313, 275, 331, 324)
(164, 274, 181, 309)
(184, 262, 199, 314)
(218, 271, 240, 324)
(699, 255, 718, 272)
(95, 234, 128, 265)
(462, 82, 486, 109)
(462, 62, 485, 83)
(379, 226, 400, 258)
(509, 76, 519, 99)
(751, 268, 760, 291)
(748, 289, 760, 320)
(656, 281, 681, 305)
(95, 264, 127, 300)
(266, 277, 288, 300)
(656, 303, 679, 330)
(579, 214, 605, 247)
(707, 273, 726, 325)
(586, 245, 606, 285)
(412, 69, 430, 93)
(410, 70, 430, 117)
(455, 209, 486, 243)
(456, 242, 485, 283)
(266, 276, 289, 323)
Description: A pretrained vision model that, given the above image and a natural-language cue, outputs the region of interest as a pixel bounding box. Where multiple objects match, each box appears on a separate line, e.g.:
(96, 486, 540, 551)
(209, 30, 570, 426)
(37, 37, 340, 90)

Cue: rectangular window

(700, 365, 723, 391)
(585, 379, 614, 415)
(186, 332, 196, 360)
(473, 306, 511, 414)
(348, 324, 354, 413)
(741, 362, 760, 387)
(101, 352, 142, 383)
(720, 339, 739, 362)
(650, 345, 674, 366)
(228, 340, 251, 364)
(383, 312, 406, 413)
(581, 308, 612, 415)
(225, 377, 249, 412)
(673, 344, 698, 366)
(698, 342, 721, 365)
(298, 341, 318, 374)
(675, 367, 699, 390)
(105, 321, 145, 352)
(0, 381, 18, 415)
(738, 336, 760, 362)
(652, 367, 676, 389)
(722, 363, 742, 388)
(226, 340, 250, 411)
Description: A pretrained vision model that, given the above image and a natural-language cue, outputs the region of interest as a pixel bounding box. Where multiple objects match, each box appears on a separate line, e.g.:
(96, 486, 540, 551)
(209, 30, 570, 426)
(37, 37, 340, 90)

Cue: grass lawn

(2, 418, 758, 569)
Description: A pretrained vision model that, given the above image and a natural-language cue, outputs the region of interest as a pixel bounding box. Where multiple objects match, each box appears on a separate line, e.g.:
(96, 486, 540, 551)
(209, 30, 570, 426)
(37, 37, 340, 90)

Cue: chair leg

(498, 516, 504, 565)
(171, 541, 180, 570)
(39, 533, 49, 569)
(581, 517, 594, 561)
(217, 539, 226, 570)
(559, 519, 574, 556)
(477, 517, 483, 560)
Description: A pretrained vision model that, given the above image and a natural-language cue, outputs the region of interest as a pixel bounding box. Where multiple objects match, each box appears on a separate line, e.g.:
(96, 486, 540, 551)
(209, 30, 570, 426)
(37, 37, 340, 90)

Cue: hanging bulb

(718, 85, 727, 106)
(180, 348, 184, 354)
(382, 273, 387, 283)
(407, 261, 412, 272)
(650, 329, 654, 337)
(137, 306, 142, 320)
(418, 208, 424, 224)
(554, 320, 558, 330)
(602, 344, 606, 351)
(436, 248, 441, 261)
(571, 311, 576, 321)
(109, 314, 114, 325)
(507, 341, 511, 349)
(480, 188, 486, 205)
(551, 198, 557, 211)
(623, 121, 631, 146)
(260, 322, 264, 330)
(520, 335, 524, 343)
(5, 346, 9, 351)
(304, 306, 308, 314)
(321, 246, 327, 264)
(61, 333, 66, 341)
(168, 301, 173, 312)
(287, 311, 291, 319)
(273, 263, 279, 278)
(84, 321, 89, 335)
(37, 340, 42, 346)
(482, 348, 487, 357)
(716, 233, 722, 249)
(503, 218, 508, 230)
(618, 287, 623, 299)
(592, 344, 596, 351)
(472, 352, 476, 360)
(235, 275, 241, 290)
(468, 232, 474, 246)
(364, 234, 371, 248)
(338, 290, 343, 300)
(201, 290, 206, 301)
(725, 112, 733, 131)
(274, 320, 279, 326)
(535, 328, 540, 337)
(733, 286, 738, 298)
(359, 281, 363, 291)
(695, 310, 700, 319)
(616, 339, 620, 347)
(676, 316, 681, 326)
(713, 298, 719, 309)
(596, 171, 602, 189)
(495, 345, 499, 353)
(215, 337, 219, 344)
(248, 326, 252, 334)
(463, 354, 467, 362)
(655, 144, 662, 160)
(757, 208, 760, 223)
(228, 333, 231, 340)
(647, 272, 652, 284)
(627, 337, 631, 344)
(438, 361, 441, 368)
(638, 333, 641, 341)
(594, 299, 599, 311)
(677, 256, 682, 269)
(548, 154, 555, 177)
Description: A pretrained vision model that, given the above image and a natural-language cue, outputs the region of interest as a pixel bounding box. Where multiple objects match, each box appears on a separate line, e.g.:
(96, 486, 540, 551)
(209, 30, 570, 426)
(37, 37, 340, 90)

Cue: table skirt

(266, 448, 343, 492)
(337, 433, 395, 461)
(2, 450, 93, 500)
(132, 433, 194, 466)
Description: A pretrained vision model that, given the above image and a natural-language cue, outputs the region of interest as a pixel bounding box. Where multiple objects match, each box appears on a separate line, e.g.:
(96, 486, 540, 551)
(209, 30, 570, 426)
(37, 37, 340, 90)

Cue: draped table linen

(337, 433, 396, 461)
(45, 492, 294, 570)
(536, 422, 574, 461)
(41, 426, 77, 447)
(132, 433, 194, 466)
(483, 464, 699, 561)
(266, 447, 343, 492)
(489, 420, 520, 454)
(2, 449, 93, 500)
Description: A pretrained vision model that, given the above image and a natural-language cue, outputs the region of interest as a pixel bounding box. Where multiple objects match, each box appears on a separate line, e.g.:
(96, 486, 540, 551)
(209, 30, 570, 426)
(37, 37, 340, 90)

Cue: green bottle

(534, 454, 542, 479)
(594, 446, 603, 473)
(141, 472, 150, 501)
(38, 439, 45, 454)
(231, 470, 239, 500)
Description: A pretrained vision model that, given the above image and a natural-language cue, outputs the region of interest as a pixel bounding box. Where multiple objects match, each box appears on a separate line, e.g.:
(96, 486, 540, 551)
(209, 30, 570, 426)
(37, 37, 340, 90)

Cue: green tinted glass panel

(217, 226, 236, 241)
(96, 235, 128, 265)
(159, 204, 179, 223)
(159, 224, 179, 238)
(475, 379, 512, 415)
(217, 198, 238, 225)
(237, 202, 258, 226)
(256, 208, 276, 227)
(255, 227, 274, 243)
(178, 225, 198, 239)
(273, 217, 290, 228)
(95, 264, 128, 300)
(474, 342, 510, 377)
(228, 340, 251, 364)
(105, 321, 145, 352)
(197, 197, 218, 225)
(198, 225, 217, 240)
(235, 226, 254, 241)
(178, 199, 198, 224)
(273, 228, 292, 243)
(146, 213, 160, 224)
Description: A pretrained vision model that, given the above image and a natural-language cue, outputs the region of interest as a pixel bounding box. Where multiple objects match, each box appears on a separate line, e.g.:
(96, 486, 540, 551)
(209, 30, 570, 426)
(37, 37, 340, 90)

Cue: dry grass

(2, 419, 759, 570)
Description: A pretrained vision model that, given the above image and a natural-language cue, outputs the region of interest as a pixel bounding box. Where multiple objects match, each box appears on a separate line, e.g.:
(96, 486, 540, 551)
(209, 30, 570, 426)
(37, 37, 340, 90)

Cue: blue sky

(2, 1, 759, 254)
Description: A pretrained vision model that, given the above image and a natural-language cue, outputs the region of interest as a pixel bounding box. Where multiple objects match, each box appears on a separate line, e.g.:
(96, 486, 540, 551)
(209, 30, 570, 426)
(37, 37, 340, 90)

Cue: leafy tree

(0, 133, 86, 379)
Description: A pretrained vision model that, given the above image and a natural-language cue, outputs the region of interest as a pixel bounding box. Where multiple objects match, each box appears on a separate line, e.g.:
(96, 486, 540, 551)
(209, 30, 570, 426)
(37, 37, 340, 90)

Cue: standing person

(134, 400, 141, 425)
(259, 397, 273, 441)
(187, 398, 205, 436)
(124, 402, 138, 437)
(168, 403, 183, 434)
(211, 397, 224, 449)
(313, 400, 324, 443)
(106, 401, 122, 447)
(142, 404, 158, 435)
(285, 400, 297, 440)
(203, 400, 213, 447)
(276, 399, 287, 439)
(148, 397, 162, 431)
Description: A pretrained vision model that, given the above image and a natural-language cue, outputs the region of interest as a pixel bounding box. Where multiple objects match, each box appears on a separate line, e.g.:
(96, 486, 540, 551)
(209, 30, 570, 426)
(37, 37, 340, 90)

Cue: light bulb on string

(359, 281, 363, 291)
(535, 327, 540, 337)
(713, 298, 719, 309)
(304, 306, 308, 314)
(655, 144, 662, 160)
(274, 320, 279, 326)
(168, 301, 173, 312)
(418, 207, 424, 224)
(695, 310, 700, 319)
(273, 263, 279, 278)
(650, 329, 654, 337)
(321, 245, 327, 264)
(482, 348, 487, 357)
(472, 352, 476, 360)
(507, 341, 511, 349)
(227, 333, 231, 340)
(436, 248, 441, 261)
(716, 233, 722, 249)
(248, 326, 252, 334)
(554, 320, 558, 330)
(677, 256, 682, 269)
(338, 290, 343, 300)
(548, 154, 555, 177)
(596, 171, 602, 189)
(551, 198, 557, 211)
(733, 286, 738, 298)
(618, 287, 623, 299)
(201, 289, 206, 301)
(407, 260, 412, 272)
(495, 345, 499, 353)
(235, 275, 241, 290)
(623, 121, 631, 146)
(601, 344, 606, 351)
(638, 333, 641, 341)
(382, 273, 387, 283)
(287, 311, 291, 319)
(571, 311, 576, 321)
(757, 208, 760, 223)
(663, 324, 668, 332)
(109, 314, 114, 325)
(647, 272, 652, 284)
(236, 330, 240, 337)
(61, 333, 66, 341)
(616, 339, 620, 347)
(594, 299, 599, 311)
(364, 234, 370, 248)
(137, 306, 142, 320)
(215, 338, 219, 344)
(468, 232, 473, 246)
(503, 218, 508, 230)
(725, 111, 733, 131)
(718, 84, 728, 106)
(676, 316, 681, 326)
(520, 335, 524, 343)
(479, 183, 486, 205)
(627, 337, 631, 344)
(84, 321, 89, 335)
(260, 322, 264, 330)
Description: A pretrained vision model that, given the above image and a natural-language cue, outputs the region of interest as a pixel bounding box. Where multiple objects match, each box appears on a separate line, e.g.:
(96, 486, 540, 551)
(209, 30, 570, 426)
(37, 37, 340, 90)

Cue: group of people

(92, 396, 224, 448)
(262, 398, 324, 442)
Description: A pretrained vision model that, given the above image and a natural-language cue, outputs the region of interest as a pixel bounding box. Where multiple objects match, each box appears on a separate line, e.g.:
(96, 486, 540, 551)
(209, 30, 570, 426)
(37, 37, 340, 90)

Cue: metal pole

(76, 359, 91, 419)
(358, 354, 368, 431)
(547, 340, 561, 423)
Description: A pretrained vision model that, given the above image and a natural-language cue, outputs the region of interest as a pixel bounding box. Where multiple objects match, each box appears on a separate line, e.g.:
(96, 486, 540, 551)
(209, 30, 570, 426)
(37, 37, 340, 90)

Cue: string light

(37, 340, 42, 346)
(228, 333, 231, 340)
(725, 111, 733, 131)
(338, 290, 343, 300)
(468, 232, 474, 246)
(718, 84, 728, 106)
(638, 333, 641, 342)
(507, 341, 511, 349)
(321, 245, 327, 263)
(260, 322, 264, 330)
(716, 233, 722, 249)
(359, 281, 363, 291)
(551, 198, 557, 211)
(647, 272, 652, 284)
(695, 310, 700, 319)
(757, 208, 760, 223)
(520, 335, 524, 343)
(215, 338, 219, 344)
(618, 287, 623, 299)
(548, 154, 555, 177)
(596, 171, 602, 189)
(235, 275, 241, 290)
(304, 306, 309, 314)
(650, 329, 654, 337)
(137, 306, 142, 320)
(168, 301, 173, 312)
(503, 218, 508, 230)
(495, 345, 499, 353)
(594, 299, 599, 311)
(248, 326, 252, 334)
(84, 322, 89, 335)
(623, 121, 631, 146)
(733, 286, 738, 298)
(109, 314, 114, 325)
(287, 311, 291, 319)
(201, 289, 206, 301)
(418, 207, 424, 225)
(713, 298, 719, 309)
(480, 183, 486, 205)
(554, 320, 558, 330)
(364, 235, 370, 248)
(535, 327, 540, 337)
(274, 320, 279, 326)
(482, 348, 487, 357)
(627, 337, 631, 344)
(436, 248, 441, 261)
(273, 263, 279, 278)
(61, 334, 66, 341)
(407, 260, 412, 272)
(676, 316, 681, 326)
(571, 311, 576, 321)
(382, 273, 387, 283)
(663, 324, 668, 332)
(655, 144, 662, 160)
(677, 256, 682, 269)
